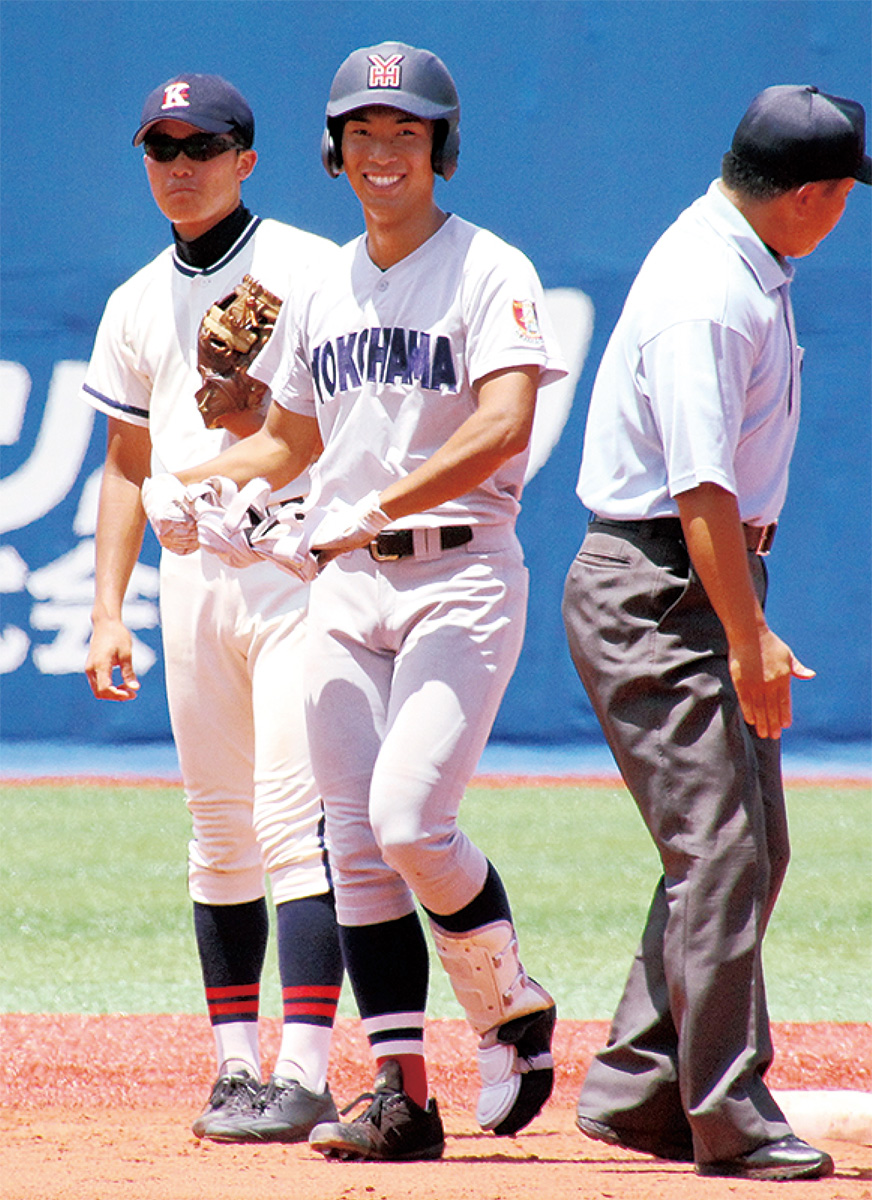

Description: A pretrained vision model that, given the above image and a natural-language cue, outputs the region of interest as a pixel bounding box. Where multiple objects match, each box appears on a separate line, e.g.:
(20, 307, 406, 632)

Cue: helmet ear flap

(432, 119, 460, 180)
(321, 119, 343, 177)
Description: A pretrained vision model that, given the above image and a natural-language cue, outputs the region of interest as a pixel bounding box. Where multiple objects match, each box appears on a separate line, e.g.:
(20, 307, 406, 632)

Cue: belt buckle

(368, 538, 402, 562)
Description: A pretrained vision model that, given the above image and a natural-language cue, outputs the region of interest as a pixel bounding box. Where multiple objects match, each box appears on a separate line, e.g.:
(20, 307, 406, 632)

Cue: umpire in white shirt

(562, 86, 869, 1182)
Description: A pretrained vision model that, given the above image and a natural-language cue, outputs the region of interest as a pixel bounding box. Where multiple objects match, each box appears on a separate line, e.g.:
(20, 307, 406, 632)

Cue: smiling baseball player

(83, 73, 343, 1144)
(149, 42, 568, 1161)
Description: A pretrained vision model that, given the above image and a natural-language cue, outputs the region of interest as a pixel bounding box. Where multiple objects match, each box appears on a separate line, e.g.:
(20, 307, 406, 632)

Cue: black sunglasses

(143, 132, 241, 163)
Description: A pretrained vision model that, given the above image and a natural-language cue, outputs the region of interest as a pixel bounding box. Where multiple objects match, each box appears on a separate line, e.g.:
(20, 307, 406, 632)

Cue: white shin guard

(430, 920, 555, 1134)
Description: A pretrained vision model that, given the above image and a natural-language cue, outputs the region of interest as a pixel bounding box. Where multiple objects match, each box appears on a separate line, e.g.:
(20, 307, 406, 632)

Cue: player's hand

(248, 501, 324, 581)
(309, 491, 392, 560)
(190, 476, 270, 569)
(141, 474, 199, 555)
(729, 629, 815, 740)
(85, 618, 141, 701)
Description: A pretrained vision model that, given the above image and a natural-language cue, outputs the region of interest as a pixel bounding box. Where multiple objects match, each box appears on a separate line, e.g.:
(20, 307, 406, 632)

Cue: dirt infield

(2, 1015, 870, 1200)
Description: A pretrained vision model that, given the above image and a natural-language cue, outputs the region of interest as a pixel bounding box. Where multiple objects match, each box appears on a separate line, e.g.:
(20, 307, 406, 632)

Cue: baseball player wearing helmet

(562, 86, 869, 1182)
(82, 74, 344, 1144)
(164, 42, 567, 1161)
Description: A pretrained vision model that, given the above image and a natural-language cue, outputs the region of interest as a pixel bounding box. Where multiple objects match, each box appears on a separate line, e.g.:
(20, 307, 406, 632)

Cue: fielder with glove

(82, 72, 344, 1147)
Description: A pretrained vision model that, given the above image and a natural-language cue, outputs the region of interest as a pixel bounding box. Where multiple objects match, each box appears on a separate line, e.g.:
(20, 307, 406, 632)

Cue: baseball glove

(195, 274, 282, 429)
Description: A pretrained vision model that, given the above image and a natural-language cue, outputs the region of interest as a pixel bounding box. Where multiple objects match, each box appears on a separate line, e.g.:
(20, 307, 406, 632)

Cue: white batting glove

(191, 476, 272, 569)
(141, 473, 198, 555)
(248, 502, 324, 582)
(309, 491, 392, 559)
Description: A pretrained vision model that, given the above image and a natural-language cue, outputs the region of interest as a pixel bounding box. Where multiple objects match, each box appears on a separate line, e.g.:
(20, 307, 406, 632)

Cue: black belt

(369, 525, 473, 561)
(591, 517, 777, 556)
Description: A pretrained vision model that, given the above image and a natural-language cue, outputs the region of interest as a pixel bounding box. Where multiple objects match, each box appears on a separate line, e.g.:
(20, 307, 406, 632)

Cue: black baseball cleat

(478, 1001, 556, 1136)
(696, 1136, 835, 1181)
(203, 1074, 339, 1143)
(308, 1059, 445, 1161)
(191, 1070, 262, 1139)
(576, 1113, 695, 1162)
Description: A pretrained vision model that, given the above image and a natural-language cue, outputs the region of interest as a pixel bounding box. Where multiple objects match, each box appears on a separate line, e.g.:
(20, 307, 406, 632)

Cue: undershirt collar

(173, 204, 253, 270)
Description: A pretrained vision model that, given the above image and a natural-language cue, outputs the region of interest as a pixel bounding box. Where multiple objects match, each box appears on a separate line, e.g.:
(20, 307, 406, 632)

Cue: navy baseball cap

(133, 74, 254, 147)
(732, 85, 871, 185)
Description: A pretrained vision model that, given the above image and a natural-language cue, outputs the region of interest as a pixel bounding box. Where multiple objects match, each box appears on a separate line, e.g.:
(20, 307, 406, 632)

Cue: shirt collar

(700, 179, 795, 293)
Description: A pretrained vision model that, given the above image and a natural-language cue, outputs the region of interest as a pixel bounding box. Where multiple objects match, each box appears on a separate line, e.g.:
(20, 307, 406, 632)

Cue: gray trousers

(562, 520, 793, 1164)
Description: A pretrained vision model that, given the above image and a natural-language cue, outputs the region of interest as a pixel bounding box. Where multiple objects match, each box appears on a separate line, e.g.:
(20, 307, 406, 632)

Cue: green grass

(1, 780, 869, 1021)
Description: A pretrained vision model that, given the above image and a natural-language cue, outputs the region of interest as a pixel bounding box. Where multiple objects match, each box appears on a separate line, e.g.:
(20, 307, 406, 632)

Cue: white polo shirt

(578, 180, 801, 525)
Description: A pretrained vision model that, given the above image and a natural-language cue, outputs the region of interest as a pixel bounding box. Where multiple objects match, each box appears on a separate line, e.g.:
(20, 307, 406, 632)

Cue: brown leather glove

(195, 274, 282, 429)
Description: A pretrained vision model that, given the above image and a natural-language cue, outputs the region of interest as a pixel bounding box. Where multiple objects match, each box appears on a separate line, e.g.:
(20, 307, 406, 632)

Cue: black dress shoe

(696, 1136, 834, 1181)
(576, 1113, 695, 1162)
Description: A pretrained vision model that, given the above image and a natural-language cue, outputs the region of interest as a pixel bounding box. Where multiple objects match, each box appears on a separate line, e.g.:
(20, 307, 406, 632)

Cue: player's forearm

(92, 419, 151, 623)
(380, 366, 536, 520)
(175, 407, 319, 491)
(175, 428, 286, 488)
(91, 471, 148, 623)
(380, 417, 521, 518)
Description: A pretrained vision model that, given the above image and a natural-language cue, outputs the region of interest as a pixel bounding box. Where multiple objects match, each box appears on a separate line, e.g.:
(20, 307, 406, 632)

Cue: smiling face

(143, 118, 257, 240)
(341, 106, 436, 219)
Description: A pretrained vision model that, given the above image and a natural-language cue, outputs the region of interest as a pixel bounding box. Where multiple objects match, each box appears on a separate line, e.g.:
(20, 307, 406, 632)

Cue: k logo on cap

(162, 82, 191, 110)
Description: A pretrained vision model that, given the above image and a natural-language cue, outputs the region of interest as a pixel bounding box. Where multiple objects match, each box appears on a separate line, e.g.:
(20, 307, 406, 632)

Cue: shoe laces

(211, 1073, 261, 1106)
(339, 1089, 378, 1120)
(260, 1076, 292, 1105)
(340, 1085, 410, 1134)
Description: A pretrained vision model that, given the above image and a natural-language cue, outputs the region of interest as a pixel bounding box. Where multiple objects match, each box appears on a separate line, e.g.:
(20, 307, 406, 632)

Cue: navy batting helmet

(321, 42, 460, 180)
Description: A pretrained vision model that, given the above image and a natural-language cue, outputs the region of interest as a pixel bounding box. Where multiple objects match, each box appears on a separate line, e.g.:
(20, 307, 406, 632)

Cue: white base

(773, 1090, 872, 1145)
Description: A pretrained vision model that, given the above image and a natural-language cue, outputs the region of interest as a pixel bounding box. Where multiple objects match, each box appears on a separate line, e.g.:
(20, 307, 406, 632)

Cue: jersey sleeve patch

(512, 300, 544, 344)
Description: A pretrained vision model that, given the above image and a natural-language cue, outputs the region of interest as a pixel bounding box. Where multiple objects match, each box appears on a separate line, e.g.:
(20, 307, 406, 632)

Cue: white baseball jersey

(252, 214, 566, 526)
(82, 215, 338, 491)
(578, 181, 802, 526)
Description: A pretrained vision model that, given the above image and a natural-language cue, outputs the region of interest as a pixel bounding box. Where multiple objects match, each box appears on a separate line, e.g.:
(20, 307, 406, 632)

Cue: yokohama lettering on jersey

(312, 327, 457, 400)
(252, 215, 567, 528)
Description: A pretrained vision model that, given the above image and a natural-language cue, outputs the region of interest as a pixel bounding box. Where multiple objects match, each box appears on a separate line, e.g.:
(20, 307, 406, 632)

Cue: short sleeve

(464, 242, 566, 390)
(250, 276, 319, 418)
(80, 290, 152, 426)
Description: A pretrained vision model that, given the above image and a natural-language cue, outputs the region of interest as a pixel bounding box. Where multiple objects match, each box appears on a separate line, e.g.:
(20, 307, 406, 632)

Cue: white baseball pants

(303, 533, 528, 926)
(159, 549, 330, 907)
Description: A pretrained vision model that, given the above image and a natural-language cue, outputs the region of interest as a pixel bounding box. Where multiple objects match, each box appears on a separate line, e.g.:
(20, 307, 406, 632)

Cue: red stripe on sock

(281, 985, 342, 1000)
(208, 1000, 260, 1016)
(283, 1001, 338, 1019)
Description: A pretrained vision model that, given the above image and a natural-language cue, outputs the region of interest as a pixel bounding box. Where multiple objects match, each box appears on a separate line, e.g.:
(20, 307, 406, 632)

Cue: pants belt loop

(745, 523, 777, 556)
(412, 528, 444, 562)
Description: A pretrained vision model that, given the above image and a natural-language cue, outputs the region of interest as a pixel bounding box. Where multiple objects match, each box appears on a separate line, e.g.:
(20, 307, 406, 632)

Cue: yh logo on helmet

(162, 82, 191, 110)
(367, 54, 404, 89)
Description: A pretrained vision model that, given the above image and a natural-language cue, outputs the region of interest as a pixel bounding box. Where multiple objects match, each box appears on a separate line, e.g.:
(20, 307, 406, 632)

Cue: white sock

(213, 1021, 260, 1079)
(273, 1024, 333, 1094)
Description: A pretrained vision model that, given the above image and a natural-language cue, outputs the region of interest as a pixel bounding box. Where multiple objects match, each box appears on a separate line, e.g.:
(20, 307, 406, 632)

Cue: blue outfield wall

(1, 1, 869, 748)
